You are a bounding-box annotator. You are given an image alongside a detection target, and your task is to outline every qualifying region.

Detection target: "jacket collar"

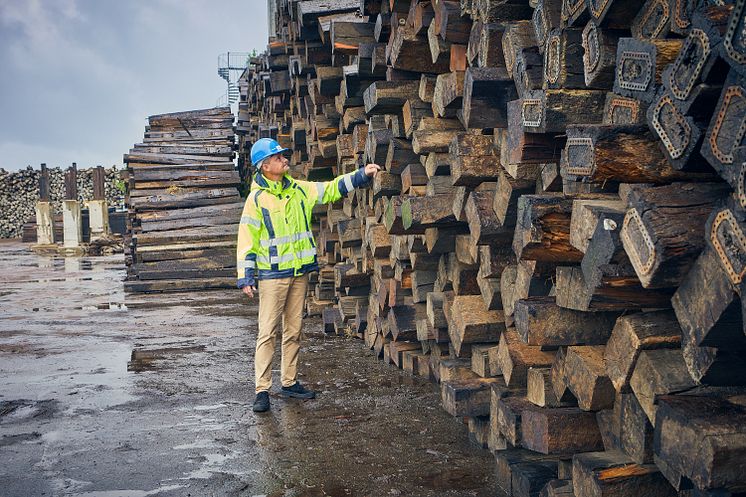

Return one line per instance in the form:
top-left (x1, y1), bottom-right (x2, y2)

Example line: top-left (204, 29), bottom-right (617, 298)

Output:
top-left (252, 171), bottom-right (294, 196)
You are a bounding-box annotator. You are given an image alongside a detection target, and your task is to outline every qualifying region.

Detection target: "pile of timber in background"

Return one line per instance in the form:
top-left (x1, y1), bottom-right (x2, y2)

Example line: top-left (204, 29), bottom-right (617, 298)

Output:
top-left (123, 107), bottom-right (242, 293)
top-left (244, 0), bottom-right (746, 495)
top-left (0, 166), bottom-right (124, 240)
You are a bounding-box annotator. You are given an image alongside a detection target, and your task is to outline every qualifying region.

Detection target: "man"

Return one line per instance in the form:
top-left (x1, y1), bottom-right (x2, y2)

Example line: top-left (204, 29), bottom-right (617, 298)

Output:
top-left (237, 138), bottom-right (380, 413)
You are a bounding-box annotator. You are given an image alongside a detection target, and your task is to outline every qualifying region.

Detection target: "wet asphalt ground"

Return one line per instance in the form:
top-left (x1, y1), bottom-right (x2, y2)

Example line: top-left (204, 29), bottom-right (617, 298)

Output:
top-left (0, 240), bottom-right (498, 496)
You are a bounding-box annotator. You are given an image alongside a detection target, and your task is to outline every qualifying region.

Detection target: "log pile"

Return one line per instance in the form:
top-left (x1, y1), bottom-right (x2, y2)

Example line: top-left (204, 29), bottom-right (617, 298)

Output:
top-left (122, 107), bottom-right (242, 293)
top-left (0, 166), bottom-right (123, 239)
top-left (244, 0), bottom-right (746, 495)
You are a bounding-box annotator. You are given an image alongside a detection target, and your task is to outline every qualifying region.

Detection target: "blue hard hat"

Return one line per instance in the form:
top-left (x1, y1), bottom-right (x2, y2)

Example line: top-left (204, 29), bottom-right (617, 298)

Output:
top-left (250, 138), bottom-right (289, 167)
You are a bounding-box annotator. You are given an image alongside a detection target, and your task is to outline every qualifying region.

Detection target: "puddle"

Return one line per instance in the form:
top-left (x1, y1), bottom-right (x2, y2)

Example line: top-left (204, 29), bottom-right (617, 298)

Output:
top-left (127, 345), bottom-right (207, 372)
top-left (80, 303), bottom-right (128, 311)
top-left (68, 484), bottom-right (186, 497)
top-left (0, 431), bottom-right (42, 447)
top-left (0, 399), bottom-right (58, 424)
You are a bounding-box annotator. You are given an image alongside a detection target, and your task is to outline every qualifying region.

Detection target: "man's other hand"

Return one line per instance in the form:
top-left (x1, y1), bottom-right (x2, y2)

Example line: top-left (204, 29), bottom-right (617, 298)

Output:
top-left (242, 285), bottom-right (257, 299)
top-left (364, 163), bottom-right (381, 177)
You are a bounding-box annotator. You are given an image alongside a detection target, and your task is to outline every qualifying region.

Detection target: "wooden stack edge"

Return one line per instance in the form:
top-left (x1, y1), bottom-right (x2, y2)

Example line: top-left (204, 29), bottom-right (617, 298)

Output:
top-left (123, 107), bottom-right (242, 293)
top-left (245, 1), bottom-right (746, 496)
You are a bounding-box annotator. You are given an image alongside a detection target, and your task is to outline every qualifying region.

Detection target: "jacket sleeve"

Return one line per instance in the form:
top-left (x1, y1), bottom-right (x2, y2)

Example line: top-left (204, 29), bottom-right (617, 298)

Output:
top-left (299, 167), bottom-right (372, 206)
top-left (236, 193), bottom-right (262, 289)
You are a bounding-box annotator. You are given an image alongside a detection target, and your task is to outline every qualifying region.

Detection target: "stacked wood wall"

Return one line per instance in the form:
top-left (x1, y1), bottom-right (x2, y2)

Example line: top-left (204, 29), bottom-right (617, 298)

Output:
top-left (245, 1), bottom-right (746, 495)
top-left (123, 107), bottom-right (242, 293)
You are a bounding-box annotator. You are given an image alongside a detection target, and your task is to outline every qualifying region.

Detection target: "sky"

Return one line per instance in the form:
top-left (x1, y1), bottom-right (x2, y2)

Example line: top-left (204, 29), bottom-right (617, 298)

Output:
top-left (0, 0), bottom-right (268, 171)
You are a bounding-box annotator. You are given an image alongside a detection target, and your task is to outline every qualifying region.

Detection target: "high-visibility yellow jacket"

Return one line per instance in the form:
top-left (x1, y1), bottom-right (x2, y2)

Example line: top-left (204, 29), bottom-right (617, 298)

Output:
top-left (236, 168), bottom-right (371, 288)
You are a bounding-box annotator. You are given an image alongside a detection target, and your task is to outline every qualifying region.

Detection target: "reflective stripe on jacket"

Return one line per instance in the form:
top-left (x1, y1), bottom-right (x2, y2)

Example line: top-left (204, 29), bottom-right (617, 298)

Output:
top-left (236, 167), bottom-right (371, 288)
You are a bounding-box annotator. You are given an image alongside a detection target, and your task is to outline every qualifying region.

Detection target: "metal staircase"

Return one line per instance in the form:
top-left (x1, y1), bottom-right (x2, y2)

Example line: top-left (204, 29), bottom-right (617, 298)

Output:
top-left (217, 52), bottom-right (250, 106)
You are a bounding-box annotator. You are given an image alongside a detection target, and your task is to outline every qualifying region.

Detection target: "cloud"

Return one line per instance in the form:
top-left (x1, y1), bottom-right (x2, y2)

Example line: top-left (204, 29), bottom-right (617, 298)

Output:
top-left (0, 0), bottom-right (266, 172)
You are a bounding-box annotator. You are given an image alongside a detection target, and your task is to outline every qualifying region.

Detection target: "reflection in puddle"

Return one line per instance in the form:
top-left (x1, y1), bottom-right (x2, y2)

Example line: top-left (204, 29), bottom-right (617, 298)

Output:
top-left (127, 345), bottom-right (206, 372)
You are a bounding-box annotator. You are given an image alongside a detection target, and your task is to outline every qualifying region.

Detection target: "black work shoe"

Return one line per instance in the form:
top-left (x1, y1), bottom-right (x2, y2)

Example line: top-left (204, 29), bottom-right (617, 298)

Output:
top-left (253, 391), bottom-right (270, 412)
top-left (279, 382), bottom-right (316, 399)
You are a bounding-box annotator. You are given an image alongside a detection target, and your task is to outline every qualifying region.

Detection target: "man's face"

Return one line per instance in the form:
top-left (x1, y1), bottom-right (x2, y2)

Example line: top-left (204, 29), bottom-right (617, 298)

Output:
top-left (262, 152), bottom-right (289, 176)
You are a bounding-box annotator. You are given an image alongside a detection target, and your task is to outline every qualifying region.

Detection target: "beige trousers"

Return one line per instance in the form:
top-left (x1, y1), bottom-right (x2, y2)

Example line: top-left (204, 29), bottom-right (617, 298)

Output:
top-left (255, 274), bottom-right (308, 393)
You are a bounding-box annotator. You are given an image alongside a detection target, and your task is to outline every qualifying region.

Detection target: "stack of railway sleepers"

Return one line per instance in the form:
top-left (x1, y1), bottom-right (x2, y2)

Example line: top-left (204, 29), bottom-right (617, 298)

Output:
top-left (123, 107), bottom-right (242, 293)
top-left (244, 0), bottom-right (746, 495)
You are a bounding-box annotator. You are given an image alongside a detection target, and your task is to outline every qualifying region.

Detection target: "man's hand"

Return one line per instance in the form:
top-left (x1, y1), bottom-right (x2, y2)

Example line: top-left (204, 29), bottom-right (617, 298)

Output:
top-left (364, 163), bottom-right (381, 177)
top-left (242, 285), bottom-right (257, 299)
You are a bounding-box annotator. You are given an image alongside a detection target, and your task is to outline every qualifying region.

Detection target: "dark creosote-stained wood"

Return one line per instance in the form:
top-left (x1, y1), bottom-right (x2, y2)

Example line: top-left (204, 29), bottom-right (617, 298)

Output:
top-left (602, 93), bottom-right (648, 125)
top-left (582, 21), bottom-right (625, 90)
top-left (543, 27), bottom-right (586, 90)
top-left (572, 451), bottom-right (677, 497)
top-left (613, 38), bottom-right (684, 104)
top-left (521, 90), bottom-right (607, 133)
top-left (654, 394), bottom-right (746, 493)
top-left (562, 124), bottom-right (716, 183)
top-left (701, 71), bottom-right (746, 186)
top-left (604, 311), bottom-right (682, 392)
top-left (514, 296), bottom-right (620, 347)
top-left (461, 67), bottom-right (517, 129)
top-left (619, 182), bottom-right (731, 289)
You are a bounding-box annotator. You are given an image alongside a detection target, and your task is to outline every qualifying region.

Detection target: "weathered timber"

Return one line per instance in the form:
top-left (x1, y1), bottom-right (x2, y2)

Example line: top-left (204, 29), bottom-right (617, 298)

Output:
top-left (521, 90), bottom-right (607, 133)
top-left (630, 0), bottom-right (672, 39)
top-left (569, 197), bottom-right (625, 253)
top-left (514, 46), bottom-right (544, 98)
top-left (647, 88), bottom-right (710, 171)
top-left (466, 190), bottom-right (511, 248)
top-left (479, 22), bottom-right (506, 68)
top-left (572, 451), bottom-right (676, 497)
top-left (527, 367), bottom-right (573, 408)
top-left (400, 163), bottom-right (428, 194)
top-left (543, 28), bottom-right (586, 90)
top-left (522, 404), bottom-right (605, 454)
top-left (604, 311), bottom-right (682, 393)
top-left (390, 25), bottom-right (452, 73)
top-left (461, 67), bottom-right (517, 129)
top-left (602, 93), bottom-right (648, 125)
top-left (514, 296), bottom-right (620, 347)
top-left (385, 137), bottom-right (418, 174)
top-left (497, 395), bottom-right (536, 446)
top-left (402, 98), bottom-right (433, 138)
top-left (449, 133), bottom-right (500, 186)
top-left (331, 21), bottom-right (375, 55)
top-left (441, 377), bottom-right (501, 416)
top-left (533, 0), bottom-right (563, 53)
top-left (620, 182), bottom-right (731, 288)
top-left (582, 22), bottom-right (625, 90)
top-left (503, 21), bottom-right (538, 78)
top-left (562, 0), bottom-right (591, 27)
top-left (672, 241), bottom-right (743, 352)
top-left (426, 291), bottom-right (449, 331)
top-left (448, 295), bottom-right (505, 356)
top-left (701, 71), bottom-right (746, 185)
top-left (363, 80), bottom-right (420, 115)
top-left (401, 194), bottom-right (459, 231)
top-left (613, 38), bottom-right (685, 103)
top-left (432, 71), bottom-right (465, 118)
top-left (506, 100), bottom-right (563, 171)
top-left (568, 241), bottom-right (675, 307)
top-left (654, 395), bottom-right (746, 493)
top-left (494, 448), bottom-right (558, 497)
top-left (564, 345), bottom-right (616, 411)
top-left (550, 347), bottom-right (578, 404)
top-left (497, 327), bottom-right (556, 388)
top-left (513, 194), bottom-right (587, 263)
top-left (472, 344), bottom-right (499, 377)
top-left (476, 0), bottom-right (533, 24)
top-left (629, 349), bottom-right (697, 425)
top-left (618, 391), bottom-right (655, 464)
top-left (562, 124), bottom-right (715, 183)
top-left (722, 0), bottom-right (746, 75)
